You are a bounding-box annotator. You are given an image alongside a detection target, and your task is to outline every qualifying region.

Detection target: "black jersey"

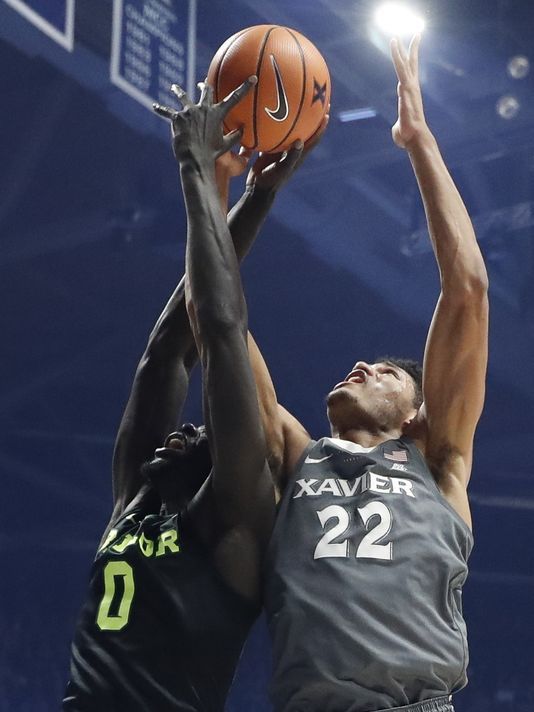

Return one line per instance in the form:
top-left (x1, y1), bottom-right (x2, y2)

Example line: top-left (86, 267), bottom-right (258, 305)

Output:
top-left (63, 501), bottom-right (257, 711)
top-left (264, 436), bottom-right (473, 712)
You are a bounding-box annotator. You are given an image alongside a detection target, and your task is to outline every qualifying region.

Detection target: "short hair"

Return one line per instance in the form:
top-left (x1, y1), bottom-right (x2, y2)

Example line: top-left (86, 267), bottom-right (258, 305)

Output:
top-left (376, 356), bottom-right (423, 409)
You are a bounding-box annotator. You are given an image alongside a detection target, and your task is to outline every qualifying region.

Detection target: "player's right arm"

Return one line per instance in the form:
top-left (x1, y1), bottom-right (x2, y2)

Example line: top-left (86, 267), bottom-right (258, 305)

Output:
top-left (390, 37), bottom-right (488, 527)
top-left (172, 78), bottom-right (278, 601)
top-left (233, 120), bottom-right (329, 493)
top-left (247, 332), bottom-right (311, 496)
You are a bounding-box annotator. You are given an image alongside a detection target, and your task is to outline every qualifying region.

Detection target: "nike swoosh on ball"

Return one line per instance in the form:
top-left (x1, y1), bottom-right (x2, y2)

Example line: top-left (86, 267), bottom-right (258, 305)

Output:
top-left (265, 55), bottom-right (289, 122)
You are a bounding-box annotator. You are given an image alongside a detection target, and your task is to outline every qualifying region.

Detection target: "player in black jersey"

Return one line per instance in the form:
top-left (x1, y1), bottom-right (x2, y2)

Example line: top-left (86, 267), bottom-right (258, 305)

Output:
top-left (247, 36), bottom-right (489, 712)
top-left (63, 77), bottom-right (323, 711)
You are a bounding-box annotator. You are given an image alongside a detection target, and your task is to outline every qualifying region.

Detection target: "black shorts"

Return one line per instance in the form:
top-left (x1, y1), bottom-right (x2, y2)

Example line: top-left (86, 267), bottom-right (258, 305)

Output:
top-left (381, 696), bottom-right (454, 712)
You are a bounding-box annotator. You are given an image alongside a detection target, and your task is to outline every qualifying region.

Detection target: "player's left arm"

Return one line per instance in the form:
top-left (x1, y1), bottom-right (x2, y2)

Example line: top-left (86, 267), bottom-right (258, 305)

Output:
top-left (172, 77), bottom-right (276, 601)
top-left (391, 37), bottom-right (489, 520)
top-left (110, 127), bottom-right (253, 520)
top-left (110, 276), bottom-right (196, 518)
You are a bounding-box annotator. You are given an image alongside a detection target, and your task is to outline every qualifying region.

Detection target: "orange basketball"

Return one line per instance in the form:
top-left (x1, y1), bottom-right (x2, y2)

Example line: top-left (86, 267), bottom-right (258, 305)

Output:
top-left (207, 25), bottom-right (331, 153)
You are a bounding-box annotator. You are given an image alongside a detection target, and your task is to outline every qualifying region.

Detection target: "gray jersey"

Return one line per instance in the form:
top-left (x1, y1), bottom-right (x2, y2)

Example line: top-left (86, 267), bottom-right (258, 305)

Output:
top-left (264, 436), bottom-right (473, 712)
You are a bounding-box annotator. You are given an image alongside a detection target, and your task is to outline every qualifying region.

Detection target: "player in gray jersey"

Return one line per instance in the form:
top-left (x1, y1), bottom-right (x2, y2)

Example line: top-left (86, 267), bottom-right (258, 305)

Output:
top-left (247, 35), bottom-right (489, 712)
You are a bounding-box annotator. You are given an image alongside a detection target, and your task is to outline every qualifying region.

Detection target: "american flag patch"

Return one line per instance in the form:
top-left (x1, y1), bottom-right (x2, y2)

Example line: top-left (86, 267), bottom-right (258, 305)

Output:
top-left (384, 449), bottom-right (408, 462)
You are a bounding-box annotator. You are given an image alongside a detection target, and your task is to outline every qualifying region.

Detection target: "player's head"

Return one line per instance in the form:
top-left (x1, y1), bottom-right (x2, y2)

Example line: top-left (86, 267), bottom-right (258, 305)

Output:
top-left (326, 357), bottom-right (423, 436)
top-left (141, 423), bottom-right (211, 508)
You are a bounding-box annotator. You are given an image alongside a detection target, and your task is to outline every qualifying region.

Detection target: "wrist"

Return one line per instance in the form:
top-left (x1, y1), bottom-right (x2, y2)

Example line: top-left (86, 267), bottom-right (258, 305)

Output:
top-left (245, 182), bottom-right (278, 203)
top-left (179, 153), bottom-right (216, 180)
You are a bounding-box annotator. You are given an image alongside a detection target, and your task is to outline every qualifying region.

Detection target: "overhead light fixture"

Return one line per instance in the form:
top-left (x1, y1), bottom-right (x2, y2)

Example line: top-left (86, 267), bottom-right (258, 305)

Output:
top-left (496, 95), bottom-right (520, 120)
top-left (374, 2), bottom-right (425, 37)
top-left (507, 55), bottom-right (530, 80)
top-left (338, 108), bottom-right (378, 122)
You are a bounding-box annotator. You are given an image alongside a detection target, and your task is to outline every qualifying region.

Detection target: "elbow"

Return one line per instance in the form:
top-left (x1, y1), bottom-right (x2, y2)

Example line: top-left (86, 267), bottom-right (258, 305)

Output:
top-left (194, 300), bottom-right (248, 342)
top-left (141, 324), bottom-right (192, 370)
top-left (440, 273), bottom-right (489, 321)
top-left (470, 257), bottom-right (489, 294)
top-left (463, 268), bottom-right (489, 299)
top-left (443, 263), bottom-right (489, 303)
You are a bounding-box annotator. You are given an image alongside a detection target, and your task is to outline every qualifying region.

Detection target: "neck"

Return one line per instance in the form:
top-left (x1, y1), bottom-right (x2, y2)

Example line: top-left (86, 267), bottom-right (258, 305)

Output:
top-left (331, 425), bottom-right (404, 448)
top-left (160, 494), bottom-right (189, 515)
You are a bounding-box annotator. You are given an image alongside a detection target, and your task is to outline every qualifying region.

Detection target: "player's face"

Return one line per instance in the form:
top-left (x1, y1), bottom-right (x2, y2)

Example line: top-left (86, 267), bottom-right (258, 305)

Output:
top-left (142, 424), bottom-right (211, 501)
top-left (158, 424), bottom-right (207, 460)
top-left (326, 361), bottom-right (417, 432)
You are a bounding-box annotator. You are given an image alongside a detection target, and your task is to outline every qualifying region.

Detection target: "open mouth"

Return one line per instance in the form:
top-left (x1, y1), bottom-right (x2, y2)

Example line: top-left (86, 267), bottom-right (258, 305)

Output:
top-left (154, 446), bottom-right (184, 461)
top-left (333, 370), bottom-right (367, 390)
top-left (349, 374), bottom-right (365, 384)
top-left (163, 431), bottom-right (188, 449)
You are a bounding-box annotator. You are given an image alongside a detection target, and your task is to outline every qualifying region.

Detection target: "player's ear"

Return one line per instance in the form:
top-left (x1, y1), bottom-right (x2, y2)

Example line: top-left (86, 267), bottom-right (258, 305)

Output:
top-left (402, 407), bottom-right (424, 436)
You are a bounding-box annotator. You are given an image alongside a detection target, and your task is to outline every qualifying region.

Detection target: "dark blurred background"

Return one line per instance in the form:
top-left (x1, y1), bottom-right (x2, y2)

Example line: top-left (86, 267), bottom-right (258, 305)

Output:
top-left (0, 0), bottom-right (533, 710)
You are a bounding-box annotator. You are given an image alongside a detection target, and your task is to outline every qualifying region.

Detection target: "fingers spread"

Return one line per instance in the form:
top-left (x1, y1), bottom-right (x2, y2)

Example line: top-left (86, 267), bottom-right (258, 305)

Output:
top-left (409, 33), bottom-right (421, 73)
top-left (171, 83), bottom-right (194, 108)
top-left (219, 75), bottom-right (257, 116)
top-left (391, 34), bottom-right (421, 81)
top-left (221, 128), bottom-right (243, 154)
top-left (390, 37), bottom-right (407, 81)
top-left (396, 36), bottom-right (409, 62)
top-left (152, 103), bottom-right (179, 121)
top-left (198, 79), bottom-right (214, 106)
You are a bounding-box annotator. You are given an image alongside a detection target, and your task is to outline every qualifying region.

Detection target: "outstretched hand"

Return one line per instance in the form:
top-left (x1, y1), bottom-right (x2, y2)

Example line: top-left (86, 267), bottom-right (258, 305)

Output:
top-left (153, 77), bottom-right (257, 168)
top-left (390, 35), bottom-right (428, 150)
top-left (246, 112), bottom-right (329, 193)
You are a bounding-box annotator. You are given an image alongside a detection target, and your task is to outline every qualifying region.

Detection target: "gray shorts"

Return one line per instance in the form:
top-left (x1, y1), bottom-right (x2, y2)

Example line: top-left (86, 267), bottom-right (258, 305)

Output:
top-left (382, 696), bottom-right (454, 712)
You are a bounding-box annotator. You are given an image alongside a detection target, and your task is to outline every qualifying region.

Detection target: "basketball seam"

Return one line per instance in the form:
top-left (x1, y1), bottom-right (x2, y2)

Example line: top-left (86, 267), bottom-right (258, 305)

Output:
top-left (214, 28), bottom-right (250, 135)
top-left (253, 27), bottom-right (276, 151)
top-left (268, 27), bottom-right (306, 153)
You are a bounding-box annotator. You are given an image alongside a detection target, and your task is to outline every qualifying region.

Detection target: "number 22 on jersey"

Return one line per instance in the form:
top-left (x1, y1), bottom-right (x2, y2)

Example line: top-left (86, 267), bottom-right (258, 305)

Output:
top-left (314, 502), bottom-right (393, 561)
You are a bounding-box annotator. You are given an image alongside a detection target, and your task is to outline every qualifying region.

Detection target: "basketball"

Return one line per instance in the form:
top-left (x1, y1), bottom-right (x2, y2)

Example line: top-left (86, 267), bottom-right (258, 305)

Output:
top-left (207, 25), bottom-right (331, 153)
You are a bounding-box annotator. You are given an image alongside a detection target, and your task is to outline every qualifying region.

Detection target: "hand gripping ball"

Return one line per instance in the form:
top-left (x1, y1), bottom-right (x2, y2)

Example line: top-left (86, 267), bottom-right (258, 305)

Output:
top-left (207, 25), bottom-right (331, 153)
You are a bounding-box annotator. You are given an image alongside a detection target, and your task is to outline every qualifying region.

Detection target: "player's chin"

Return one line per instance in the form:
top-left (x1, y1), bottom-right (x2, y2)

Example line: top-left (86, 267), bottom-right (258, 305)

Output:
top-left (140, 456), bottom-right (178, 483)
top-left (325, 384), bottom-right (351, 406)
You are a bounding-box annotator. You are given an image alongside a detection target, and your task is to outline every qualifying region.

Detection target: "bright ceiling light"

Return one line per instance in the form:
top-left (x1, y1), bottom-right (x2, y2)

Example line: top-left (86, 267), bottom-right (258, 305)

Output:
top-left (374, 3), bottom-right (425, 37)
top-left (507, 55), bottom-right (530, 80)
top-left (496, 95), bottom-right (520, 120)
top-left (338, 107), bottom-right (377, 122)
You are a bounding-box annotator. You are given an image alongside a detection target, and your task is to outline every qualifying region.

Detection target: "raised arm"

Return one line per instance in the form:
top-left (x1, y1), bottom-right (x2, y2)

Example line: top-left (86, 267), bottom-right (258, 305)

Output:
top-left (110, 143), bottom-right (249, 517)
top-left (391, 37), bottom-right (488, 522)
top-left (111, 99), bottom-right (322, 519)
top-left (232, 120), bottom-right (330, 493)
top-left (111, 148), bottom-right (257, 520)
top-left (111, 276), bottom-right (197, 518)
top-left (171, 78), bottom-right (276, 599)
top-left (246, 332), bottom-right (311, 496)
